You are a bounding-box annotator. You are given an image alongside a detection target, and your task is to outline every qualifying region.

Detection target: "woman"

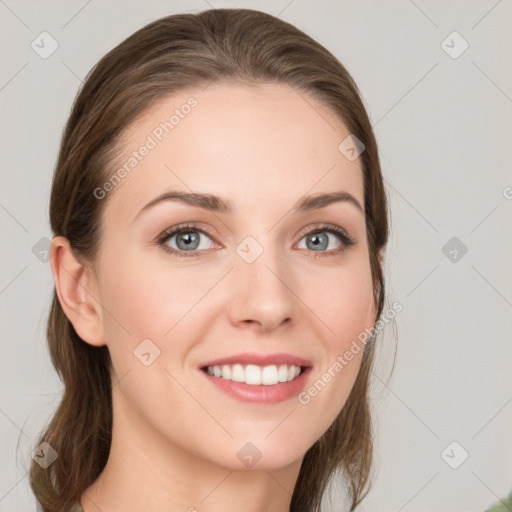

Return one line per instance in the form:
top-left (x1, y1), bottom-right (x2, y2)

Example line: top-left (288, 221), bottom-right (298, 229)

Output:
top-left (30, 8), bottom-right (389, 512)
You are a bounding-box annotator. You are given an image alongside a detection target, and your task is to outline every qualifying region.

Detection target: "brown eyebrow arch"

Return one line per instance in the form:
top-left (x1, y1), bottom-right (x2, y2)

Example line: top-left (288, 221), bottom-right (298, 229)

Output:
top-left (294, 191), bottom-right (363, 213)
top-left (134, 190), bottom-right (363, 221)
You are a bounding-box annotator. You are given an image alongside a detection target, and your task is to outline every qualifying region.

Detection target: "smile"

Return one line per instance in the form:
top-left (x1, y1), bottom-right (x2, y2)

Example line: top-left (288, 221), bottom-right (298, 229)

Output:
top-left (203, 363), bottom-right (303, 386)
top-left (198, 352), bottom-right (312, 403)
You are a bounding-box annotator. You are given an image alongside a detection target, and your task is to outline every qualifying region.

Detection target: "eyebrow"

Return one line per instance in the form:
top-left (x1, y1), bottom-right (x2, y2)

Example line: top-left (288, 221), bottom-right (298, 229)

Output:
top-left (134, 189), bottom-right (364, 221)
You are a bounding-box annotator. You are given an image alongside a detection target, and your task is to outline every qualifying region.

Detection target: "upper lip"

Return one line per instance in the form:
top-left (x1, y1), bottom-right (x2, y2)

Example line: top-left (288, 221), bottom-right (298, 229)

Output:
top-left (199, 352), bottom-right (312, 369)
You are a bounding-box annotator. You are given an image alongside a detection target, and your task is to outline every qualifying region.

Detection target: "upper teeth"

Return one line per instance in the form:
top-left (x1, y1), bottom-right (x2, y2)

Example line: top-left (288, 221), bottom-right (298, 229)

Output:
top-left (205, 364), bottom-right (301, 386)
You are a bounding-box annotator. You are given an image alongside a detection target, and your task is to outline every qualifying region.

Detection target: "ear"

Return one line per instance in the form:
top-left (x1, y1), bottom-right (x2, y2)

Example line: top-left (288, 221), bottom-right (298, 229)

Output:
top-left (49, 236), bottom-right (106, 347)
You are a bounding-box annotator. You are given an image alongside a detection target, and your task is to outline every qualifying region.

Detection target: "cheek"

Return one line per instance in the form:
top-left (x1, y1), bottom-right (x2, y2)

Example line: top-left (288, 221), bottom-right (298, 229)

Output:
top-left (98, 250), bottom-right (208, 341)
top-left (294, 258), bottom-right (374, 415)
top-left (304, 257), bottom-right (375, 346)
top-left (95, 251), bottom-right (215, 406)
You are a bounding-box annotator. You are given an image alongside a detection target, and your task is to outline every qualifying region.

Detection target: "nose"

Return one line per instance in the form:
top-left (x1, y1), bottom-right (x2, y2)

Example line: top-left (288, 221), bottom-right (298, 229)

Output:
top-left (227, 243), bottom-right (298, 334)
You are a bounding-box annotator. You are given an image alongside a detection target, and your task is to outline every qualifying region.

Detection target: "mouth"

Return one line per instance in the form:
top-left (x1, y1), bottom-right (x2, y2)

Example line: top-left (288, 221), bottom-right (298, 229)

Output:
top-left (198, 352), bottom-right (312, 403)
top-left (201, 363), bottom-right (306, 386)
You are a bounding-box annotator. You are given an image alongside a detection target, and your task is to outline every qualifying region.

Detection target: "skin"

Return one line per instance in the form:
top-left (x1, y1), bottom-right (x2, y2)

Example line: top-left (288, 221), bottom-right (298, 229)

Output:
top-left (50, 82), bottom-right (378, 512)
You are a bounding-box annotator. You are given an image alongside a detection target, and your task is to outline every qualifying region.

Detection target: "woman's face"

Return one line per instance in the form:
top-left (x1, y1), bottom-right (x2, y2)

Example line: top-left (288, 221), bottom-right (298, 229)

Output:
top-left (90, 82), bottom-right (376, 470)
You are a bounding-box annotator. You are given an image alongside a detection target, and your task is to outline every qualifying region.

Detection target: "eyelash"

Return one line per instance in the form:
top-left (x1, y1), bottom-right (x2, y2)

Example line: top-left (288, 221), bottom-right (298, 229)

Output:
top-left (156, 222), bottom-right (356, 258)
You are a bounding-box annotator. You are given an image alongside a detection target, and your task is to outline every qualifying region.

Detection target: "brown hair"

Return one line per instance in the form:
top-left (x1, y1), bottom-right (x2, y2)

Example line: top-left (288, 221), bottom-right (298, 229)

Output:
top-left (29, 8), bottom-right (389, 512)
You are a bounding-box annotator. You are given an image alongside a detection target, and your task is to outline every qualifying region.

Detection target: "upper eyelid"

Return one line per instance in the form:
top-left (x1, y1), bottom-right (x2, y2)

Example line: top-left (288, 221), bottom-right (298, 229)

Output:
top-left (157, 223), bottom-right (216, 242)
top-left (297, 223), bottom-right (350, 238)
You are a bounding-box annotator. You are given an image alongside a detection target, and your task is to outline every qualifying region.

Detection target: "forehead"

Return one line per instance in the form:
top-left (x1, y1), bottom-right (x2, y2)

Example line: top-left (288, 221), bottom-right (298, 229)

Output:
top-left (102, 82), bottom-right (364, 223)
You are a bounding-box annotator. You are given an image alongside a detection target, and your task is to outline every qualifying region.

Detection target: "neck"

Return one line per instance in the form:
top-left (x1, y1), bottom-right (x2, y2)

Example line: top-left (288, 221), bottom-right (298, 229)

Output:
top-left (80, 389), bottom-right (302, 512)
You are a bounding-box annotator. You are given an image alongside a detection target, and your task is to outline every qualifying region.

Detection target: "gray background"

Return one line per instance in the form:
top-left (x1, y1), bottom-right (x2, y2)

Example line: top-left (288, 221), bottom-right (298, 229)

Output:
top-left (1, 1), bottom-right (511, 511)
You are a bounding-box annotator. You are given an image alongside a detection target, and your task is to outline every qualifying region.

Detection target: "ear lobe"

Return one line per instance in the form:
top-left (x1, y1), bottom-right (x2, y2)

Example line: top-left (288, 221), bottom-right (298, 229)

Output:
top-left (49, 236), bottom-right (106, 347)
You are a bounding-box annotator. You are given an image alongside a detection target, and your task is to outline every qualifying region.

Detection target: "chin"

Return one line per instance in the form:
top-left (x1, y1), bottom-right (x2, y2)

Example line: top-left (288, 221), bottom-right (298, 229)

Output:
top-left (219, 435), bottom-right (313, 472)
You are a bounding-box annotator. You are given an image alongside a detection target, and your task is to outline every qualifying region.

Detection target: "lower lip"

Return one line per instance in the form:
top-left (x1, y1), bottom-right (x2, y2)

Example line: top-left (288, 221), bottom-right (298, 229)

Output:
top-left (201, 367), bottom-right (312, 404)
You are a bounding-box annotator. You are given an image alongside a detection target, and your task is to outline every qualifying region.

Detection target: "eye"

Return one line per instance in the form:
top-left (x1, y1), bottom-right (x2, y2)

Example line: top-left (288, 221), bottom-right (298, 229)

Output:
top-left (156, 222), bottom-right (355, 258)
top-left (157, 223), bottom-right (218, 258)
top-left (296, 224), bottom-right (356, 255)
